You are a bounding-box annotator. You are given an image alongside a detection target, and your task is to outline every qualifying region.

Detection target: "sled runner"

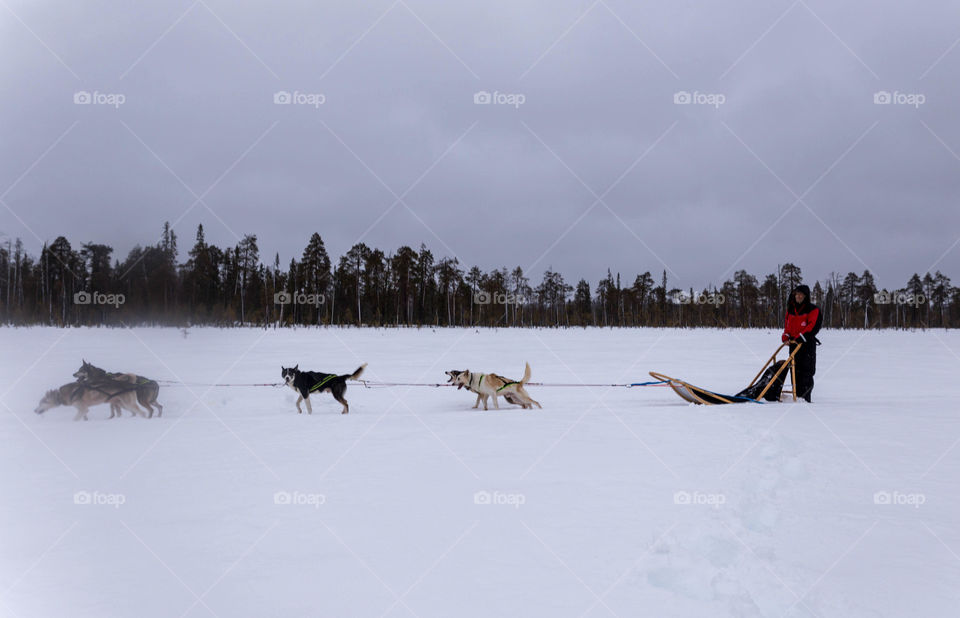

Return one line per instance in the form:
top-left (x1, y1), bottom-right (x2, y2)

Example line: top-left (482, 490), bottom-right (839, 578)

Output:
top-left (651, 342), bottom-right (802, 405)
top-left (647, 372), bottom-right (743, 404)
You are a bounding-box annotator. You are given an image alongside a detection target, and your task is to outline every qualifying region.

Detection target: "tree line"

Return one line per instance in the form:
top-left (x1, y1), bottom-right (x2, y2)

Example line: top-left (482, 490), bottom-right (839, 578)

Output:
top-left (0, 223), bottom-right (955, 329)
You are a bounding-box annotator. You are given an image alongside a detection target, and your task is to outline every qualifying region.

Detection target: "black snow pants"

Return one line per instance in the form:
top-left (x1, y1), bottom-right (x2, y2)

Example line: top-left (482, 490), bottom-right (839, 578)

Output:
top-left (790, 341), bottom-right (816, 402)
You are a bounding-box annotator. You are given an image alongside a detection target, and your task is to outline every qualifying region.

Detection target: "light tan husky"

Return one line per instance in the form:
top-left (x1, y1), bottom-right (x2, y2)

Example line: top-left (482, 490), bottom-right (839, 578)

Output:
top-left (34, 381), bottom-right (147, 421)
top-left (451, 363), bottom-right (542, 410)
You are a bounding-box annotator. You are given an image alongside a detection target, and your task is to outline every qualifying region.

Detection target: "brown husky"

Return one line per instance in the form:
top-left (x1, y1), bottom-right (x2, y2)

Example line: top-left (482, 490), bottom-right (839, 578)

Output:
top-left (74, 360), bottom-right (163, 419)
top-left (34, 381), bottom-right (147, 421)
top-left (450, 363), bottom-right (541, 410)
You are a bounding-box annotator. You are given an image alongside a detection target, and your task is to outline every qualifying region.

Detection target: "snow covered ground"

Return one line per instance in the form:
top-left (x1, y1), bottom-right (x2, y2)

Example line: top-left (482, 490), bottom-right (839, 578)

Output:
top-left (2, 326), bottom-right (959, 617)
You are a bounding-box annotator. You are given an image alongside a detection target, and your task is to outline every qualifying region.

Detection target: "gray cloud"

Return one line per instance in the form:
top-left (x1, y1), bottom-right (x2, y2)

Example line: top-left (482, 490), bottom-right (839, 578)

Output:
top-left (2, 0), bottom-right (959, 290)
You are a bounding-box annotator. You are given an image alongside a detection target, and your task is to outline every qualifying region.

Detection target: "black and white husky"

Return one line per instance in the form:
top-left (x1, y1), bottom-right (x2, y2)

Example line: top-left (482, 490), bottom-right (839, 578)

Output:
top-left (281, 364), bottom-right (367, 414)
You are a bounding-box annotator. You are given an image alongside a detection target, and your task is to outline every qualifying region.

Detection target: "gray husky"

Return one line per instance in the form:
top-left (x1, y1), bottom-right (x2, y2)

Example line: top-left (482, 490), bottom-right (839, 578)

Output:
top-left (74, 360), bottom-right (163, 419)
top-left (35, 381), bottom-right (147, 421)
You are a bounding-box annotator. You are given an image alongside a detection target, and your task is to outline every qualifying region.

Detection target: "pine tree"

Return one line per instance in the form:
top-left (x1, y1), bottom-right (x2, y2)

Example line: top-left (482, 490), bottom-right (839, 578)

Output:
top-left (300, 233), bottom-right (332, 324)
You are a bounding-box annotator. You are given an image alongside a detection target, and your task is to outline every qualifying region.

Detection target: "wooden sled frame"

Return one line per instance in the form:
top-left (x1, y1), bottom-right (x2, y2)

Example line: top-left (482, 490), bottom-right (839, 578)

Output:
top-left (651, 342), bottom-right (803, 405)
top-left (648, 371), bottom-right (737, 405)
top-left (744, 341), bottom-right (802, 402)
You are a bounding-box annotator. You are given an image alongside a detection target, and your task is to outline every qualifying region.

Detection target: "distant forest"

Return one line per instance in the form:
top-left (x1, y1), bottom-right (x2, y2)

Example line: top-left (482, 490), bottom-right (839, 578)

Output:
top-left (0, 223), bottom-right (954, 329)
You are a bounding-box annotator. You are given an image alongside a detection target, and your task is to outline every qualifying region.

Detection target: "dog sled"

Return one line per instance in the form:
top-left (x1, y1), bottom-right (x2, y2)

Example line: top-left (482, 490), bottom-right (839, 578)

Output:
top-left (650, 342), bottom-right (802, 405)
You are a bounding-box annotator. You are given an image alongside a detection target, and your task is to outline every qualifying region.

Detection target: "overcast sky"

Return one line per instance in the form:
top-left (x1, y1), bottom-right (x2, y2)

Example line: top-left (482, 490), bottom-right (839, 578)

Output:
top-left (1, 0), bottom-right (959, 290)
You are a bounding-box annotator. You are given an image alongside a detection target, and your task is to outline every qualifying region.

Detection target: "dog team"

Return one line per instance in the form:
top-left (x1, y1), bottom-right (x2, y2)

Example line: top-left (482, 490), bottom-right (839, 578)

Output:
top-left (34, 360), bottom-right (164, 421)
top-left (35, 360), bottom-right (541, 420)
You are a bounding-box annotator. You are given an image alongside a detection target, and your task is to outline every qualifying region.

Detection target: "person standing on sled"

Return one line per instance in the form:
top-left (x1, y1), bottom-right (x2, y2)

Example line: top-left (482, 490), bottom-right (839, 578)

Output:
top-left (782, 284), bottom-right (822, 402)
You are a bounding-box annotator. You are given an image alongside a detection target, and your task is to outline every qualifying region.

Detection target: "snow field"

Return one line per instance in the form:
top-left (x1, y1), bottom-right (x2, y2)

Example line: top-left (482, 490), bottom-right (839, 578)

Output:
top-left (2, 327), bottom-right (959, 617)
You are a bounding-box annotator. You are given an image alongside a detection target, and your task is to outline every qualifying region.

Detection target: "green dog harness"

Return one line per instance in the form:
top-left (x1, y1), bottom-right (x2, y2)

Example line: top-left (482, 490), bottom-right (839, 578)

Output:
top-left (310, 375), bottom-right (337, 392)
top-left (474, 372), bottom-right (516, 392)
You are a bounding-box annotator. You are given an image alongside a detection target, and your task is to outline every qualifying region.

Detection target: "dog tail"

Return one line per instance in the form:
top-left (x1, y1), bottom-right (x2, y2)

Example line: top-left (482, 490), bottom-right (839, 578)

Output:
top-left (344, 363), bottom-right (367, 381)
top-left (520, 362), bottom-right (532, 385)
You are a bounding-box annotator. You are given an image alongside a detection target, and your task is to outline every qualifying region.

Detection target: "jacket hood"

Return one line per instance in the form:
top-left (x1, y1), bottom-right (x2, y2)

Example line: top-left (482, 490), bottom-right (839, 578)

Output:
top-left (788, 284), bottom-right (813, 313)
